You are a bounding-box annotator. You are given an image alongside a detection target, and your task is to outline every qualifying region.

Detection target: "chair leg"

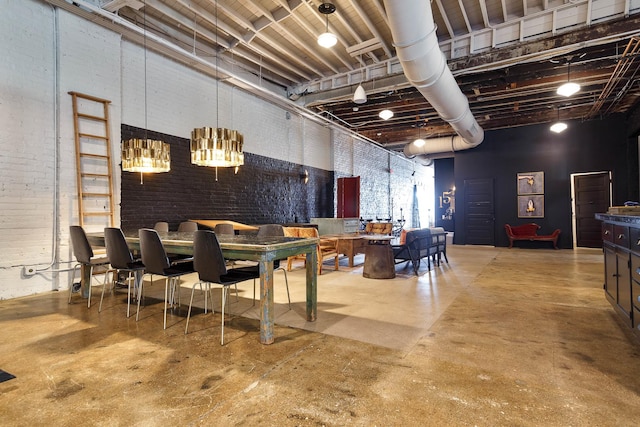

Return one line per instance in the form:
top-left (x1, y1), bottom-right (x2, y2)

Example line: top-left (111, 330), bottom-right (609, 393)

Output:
top-left (68, 264), bottom-right (80, 304)
top-left (87, 266), bottom-right (94, 309)
top-left (276, 267), bottom-right (291, 309)
top-left (221, 285), bottom-right (228, 345)
top-left (163, 277), bottom-right (171, 330)
top-left (185, 281), bottom-right (198, 334)
top-left (98, 268), bottom-right (116, 313)
top-left (136, 273), bottom-right (146, 321)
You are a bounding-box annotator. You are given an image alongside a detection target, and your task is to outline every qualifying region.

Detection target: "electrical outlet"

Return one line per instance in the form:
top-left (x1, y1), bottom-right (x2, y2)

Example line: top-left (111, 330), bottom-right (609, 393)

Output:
top-left (23, 266), bottom-right (37, 276)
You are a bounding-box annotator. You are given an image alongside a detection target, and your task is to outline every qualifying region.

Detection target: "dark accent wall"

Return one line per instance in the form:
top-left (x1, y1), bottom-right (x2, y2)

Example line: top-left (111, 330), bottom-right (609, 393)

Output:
top-left (120, 125), bottom-right (334, 232)
top-left (452, 114), bottom-right (635, 248)
top-left (434, 158), bottom-right (455, 231)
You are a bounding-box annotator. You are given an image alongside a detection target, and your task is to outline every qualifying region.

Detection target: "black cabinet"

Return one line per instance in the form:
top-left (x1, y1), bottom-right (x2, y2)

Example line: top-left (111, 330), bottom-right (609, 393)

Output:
top-left (599, 217), bottom-right (636, 332)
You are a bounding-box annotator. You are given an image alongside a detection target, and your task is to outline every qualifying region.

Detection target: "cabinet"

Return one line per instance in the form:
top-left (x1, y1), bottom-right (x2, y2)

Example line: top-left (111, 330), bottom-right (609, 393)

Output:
top-left (598, 217), bottom-right (635, 331)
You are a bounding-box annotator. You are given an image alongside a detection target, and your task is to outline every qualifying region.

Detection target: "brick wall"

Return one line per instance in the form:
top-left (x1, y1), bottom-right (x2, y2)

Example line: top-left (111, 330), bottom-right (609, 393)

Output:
top-left (120, 125), bottom-right (334, 232)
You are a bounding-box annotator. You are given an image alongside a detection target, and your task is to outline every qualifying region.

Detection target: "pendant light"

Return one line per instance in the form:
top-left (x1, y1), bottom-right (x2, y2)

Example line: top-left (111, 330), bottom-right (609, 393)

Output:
top-left (550, 107), bottom-right (567, 133)
top-left (121, 0), bottom-right (171, 183)
top-left (190, 0), bottom-right (244, 180)
top-left (379, 109), bottom-right (394, 120)
top-left (317, 3), bottom-right (337, 48)
top-left (353, 55), bottom-right (367, 104)
top-left (557, 62), bottom-right (580, 97)
top-left (413, 122), bottom-right (426, 147)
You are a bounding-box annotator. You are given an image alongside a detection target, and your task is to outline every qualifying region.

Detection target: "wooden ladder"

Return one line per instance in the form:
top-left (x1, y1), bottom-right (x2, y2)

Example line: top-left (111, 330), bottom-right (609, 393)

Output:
top-left (69, 91), bottom-right (115, 228)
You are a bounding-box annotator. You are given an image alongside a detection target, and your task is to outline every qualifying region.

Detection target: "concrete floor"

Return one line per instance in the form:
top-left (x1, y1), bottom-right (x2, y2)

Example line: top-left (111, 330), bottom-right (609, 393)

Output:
top-left (2, 245), bottom-right (640, 426)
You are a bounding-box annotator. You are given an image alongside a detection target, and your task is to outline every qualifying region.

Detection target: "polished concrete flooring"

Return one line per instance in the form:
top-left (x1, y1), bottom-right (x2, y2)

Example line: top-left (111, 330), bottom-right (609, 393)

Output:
top-left (2, 245), bottom-right (640, 426)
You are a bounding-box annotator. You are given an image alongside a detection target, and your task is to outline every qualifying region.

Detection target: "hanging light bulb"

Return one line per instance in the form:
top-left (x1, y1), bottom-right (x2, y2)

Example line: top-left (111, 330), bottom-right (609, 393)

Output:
top-left (413, 138), bottom-right (426, 147)
top-left (557, 62), bottom-right (580, 97)
top-left (550, 106), bottom-right (568, 133)
top-left (317, 3), bottom-right (337, 48)
top-left (379, 109), bottom-right (394, 120)
top-left (413, 121), bottom-right (426, 146)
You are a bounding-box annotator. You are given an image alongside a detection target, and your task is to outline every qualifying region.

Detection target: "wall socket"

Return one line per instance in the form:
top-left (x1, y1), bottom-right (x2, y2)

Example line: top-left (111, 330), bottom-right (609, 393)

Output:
top-left (23, 266), bottom-right (37, 276)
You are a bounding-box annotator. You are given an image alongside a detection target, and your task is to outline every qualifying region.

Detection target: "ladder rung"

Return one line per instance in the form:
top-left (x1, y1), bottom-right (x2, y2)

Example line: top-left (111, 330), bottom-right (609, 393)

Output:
top-left (80, 153), bottom-right (109, 160)
top-left (82, 192), bottom-right (112, 197)
top-left (77, 113), bottom-right (107, 122)
top-left (81, 173), bottom-right (110, 178)
top-left (83, 212), bottom-right (112, 217)
top-left (79, 132), bottom-right (108, 140)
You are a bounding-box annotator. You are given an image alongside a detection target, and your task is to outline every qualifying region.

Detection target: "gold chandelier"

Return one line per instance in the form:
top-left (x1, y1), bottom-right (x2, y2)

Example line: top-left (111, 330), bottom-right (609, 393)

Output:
top-left (121, 1), bottom-right (170, 179)
top-left (122, 138), bottom-right (171, 173)
top-left (190, 127), bottom-right (244, 168)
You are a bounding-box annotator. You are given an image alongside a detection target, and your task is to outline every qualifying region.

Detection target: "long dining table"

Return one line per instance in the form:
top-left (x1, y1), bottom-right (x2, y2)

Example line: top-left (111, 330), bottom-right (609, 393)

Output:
top-left (87, 231), bottom-right (319, 344)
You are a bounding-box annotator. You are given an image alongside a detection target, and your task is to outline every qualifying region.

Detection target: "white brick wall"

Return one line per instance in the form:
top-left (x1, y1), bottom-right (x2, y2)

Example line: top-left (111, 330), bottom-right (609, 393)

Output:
top-left (0, 0), bottom-right (429, 299)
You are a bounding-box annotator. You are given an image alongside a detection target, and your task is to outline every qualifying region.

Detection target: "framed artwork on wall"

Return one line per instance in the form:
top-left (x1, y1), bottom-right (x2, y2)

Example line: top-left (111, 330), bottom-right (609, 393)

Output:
top-left (518, 195), bottom-right (544, 218)
top-left (517, 171), bottom-right (544, 195)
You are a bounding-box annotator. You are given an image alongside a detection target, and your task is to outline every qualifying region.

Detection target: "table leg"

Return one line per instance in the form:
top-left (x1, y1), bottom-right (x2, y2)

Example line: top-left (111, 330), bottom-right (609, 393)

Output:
top-left (259, 260), bottom-right (275, 345)
top-left (306, 249), bottom-right (317, 322)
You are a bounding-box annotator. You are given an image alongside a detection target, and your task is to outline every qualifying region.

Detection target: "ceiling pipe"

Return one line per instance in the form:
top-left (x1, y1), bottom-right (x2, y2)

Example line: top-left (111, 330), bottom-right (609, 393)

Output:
top-left (383, 0), bottom-right (484, 158)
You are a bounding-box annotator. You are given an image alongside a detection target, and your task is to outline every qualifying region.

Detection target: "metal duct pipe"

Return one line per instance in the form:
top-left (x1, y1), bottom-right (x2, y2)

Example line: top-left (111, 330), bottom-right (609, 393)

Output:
top-left (383, 0), bottom-right (484, 157)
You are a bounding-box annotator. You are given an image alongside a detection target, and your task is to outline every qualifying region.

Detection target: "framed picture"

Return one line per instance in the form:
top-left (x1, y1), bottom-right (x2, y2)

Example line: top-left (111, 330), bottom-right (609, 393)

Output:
top-left (517, 171), bottom-right (544, 195)
top-left (518, 195), bottom-right (544, 218)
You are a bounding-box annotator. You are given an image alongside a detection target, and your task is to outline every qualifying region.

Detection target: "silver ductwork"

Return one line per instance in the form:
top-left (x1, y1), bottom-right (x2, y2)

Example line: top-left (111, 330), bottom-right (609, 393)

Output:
top-left (384, 0), bottom-right (484, 158)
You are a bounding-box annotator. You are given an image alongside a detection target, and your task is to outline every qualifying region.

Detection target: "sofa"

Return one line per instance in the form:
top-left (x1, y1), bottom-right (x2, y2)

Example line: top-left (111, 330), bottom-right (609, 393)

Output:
top-left (391, 227), bottom-right (448, 275)
top-left (504, 223), bottom-right (560, 249)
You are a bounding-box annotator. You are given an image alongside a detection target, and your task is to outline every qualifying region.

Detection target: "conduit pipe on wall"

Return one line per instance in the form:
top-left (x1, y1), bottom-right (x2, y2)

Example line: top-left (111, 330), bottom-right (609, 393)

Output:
top-left (383, 0), bottom-right (484, 158)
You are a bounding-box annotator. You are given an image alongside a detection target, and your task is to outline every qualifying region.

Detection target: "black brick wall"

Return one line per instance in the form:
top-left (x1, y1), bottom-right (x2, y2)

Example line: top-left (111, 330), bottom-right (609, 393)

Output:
top-left (120, 125), bottom-right (334, 232)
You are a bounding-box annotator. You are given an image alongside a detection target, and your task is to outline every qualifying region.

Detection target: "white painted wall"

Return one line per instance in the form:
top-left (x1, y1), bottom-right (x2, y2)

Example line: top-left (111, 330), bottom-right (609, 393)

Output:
top-left (0, 0), bottom-right (423, 300)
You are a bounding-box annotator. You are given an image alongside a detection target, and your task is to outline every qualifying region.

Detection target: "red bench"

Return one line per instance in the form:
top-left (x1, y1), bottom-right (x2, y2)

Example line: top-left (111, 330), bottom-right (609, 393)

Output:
top-left (504, 223), bottom-right (561, 249)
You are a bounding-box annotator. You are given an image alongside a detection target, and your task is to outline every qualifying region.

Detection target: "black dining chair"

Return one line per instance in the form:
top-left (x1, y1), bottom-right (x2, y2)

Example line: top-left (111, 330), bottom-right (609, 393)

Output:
top-left (185, 230), bottom-right (260, 344)
top-left (101, 227), bottom-right (146, 317)
top-left (213, 223), bottom-right (235, 235)
top-left (177, 221), bottom-right (198, 232)
top-left (138, 228), bottom-right (195, 329)
top-left (68, 226), bottom-right (113, 308)
top-left (153, 222), bottom-right (169, 232)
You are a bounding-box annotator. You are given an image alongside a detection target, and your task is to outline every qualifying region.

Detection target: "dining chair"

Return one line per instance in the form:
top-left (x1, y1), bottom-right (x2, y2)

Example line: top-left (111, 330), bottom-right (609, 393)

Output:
top-left (214, 223), bottom-right (234, 235)
top-left (101, 227), bottom-right (146, 317)
top-left (177, 221), bottom-right (198, 232)
top-left (153, 222), bottom-right (169, 232)
top-left (138, 228), bottom-right (195, 329)
top-left (185, 230), bottom-right (260, 344)
top-left (68, 225), bottom-right (113, 308)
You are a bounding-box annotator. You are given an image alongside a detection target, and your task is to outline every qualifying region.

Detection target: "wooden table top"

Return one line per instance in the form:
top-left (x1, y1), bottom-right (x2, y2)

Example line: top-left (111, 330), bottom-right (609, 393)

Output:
top-left (190, 219), bottom-right (259, 231)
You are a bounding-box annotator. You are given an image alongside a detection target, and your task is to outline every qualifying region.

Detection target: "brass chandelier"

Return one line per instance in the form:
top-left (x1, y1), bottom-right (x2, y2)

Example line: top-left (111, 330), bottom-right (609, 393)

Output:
top-left (122, 138), bottom-right (170, 172)
top-left (190, 127), bottom-right (244, 168)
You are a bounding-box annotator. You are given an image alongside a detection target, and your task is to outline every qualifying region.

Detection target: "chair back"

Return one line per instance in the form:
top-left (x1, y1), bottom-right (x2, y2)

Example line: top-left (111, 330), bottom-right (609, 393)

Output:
top-left (69, 226), bottom-right (94, 264)
top-left (214, 223), bottom-right (234, 235)
top-left (104, 227), bottom-right (134, 269)
top-left (257, 224), bottom-right (284, 237)
top-left (153, 222), bottom-right (169, 232)
top-left (178, 221), bottom-right (198, 232)
top-left (193, 230), bottom-right (228, 283)
top-left (139, 229), bottom-right (170, 275)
